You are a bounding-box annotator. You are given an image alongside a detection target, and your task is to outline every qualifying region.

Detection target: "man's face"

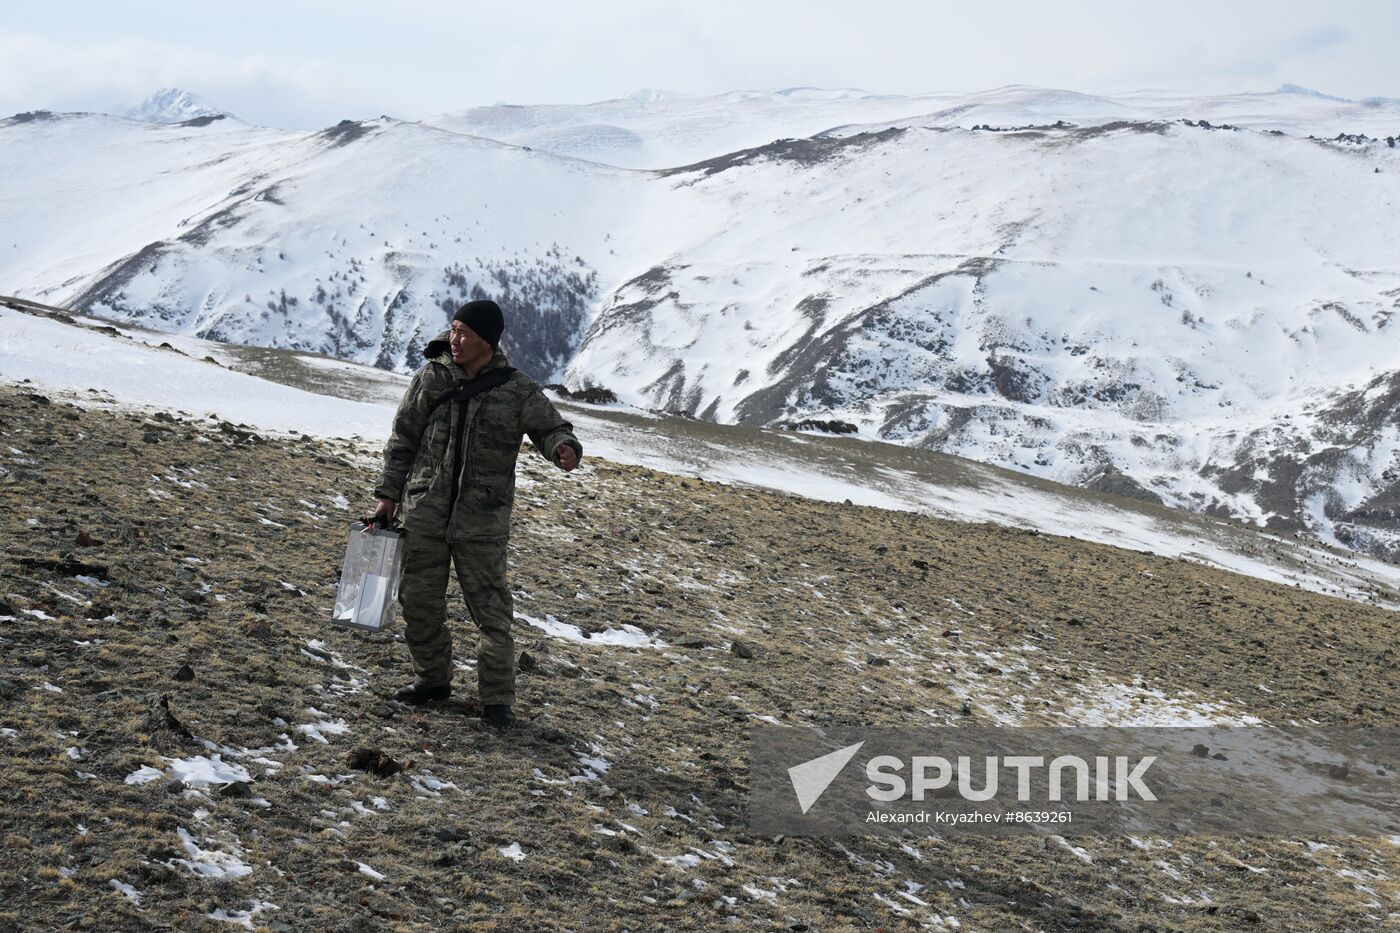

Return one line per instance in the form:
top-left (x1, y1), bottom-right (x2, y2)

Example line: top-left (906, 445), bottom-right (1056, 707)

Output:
top-left (449, 322), bottom-right (490, 363)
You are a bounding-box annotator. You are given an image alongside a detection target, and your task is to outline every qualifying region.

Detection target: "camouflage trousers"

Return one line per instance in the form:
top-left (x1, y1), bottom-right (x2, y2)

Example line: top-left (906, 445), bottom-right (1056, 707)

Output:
top-left (398, 533), bottom-right (515, 705)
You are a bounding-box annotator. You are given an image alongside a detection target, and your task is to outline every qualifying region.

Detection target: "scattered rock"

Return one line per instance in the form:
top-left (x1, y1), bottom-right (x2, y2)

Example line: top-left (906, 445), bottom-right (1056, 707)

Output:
top-left (244, 619), bottom-right (273, 640)
top-left (543, 384), bottom-right (618, 405)
top-left (217, 780), bottom-right (252, 799)
top-left (145, 694), bottom-right (194, 745)
top-left (780, 418), bottom-right (859, 435)
top-left (434, 827), bottom-right (470, 843)
top-left (346, 746), bottom-right (403, 777)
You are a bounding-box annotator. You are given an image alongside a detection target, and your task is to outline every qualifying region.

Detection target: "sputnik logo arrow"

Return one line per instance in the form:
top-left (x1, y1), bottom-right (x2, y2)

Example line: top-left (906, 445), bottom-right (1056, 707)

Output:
top-left (787, 741), bottom-right (865, 814)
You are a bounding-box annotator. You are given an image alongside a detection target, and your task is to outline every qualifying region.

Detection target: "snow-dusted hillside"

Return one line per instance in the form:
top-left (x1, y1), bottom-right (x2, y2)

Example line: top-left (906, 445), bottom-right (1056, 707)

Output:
top-left (2, 85), bottom-right (1398, 558)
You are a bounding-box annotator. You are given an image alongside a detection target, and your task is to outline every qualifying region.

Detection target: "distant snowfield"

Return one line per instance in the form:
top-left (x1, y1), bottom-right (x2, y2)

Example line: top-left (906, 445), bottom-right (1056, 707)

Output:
top-left (0, 308), bottom-right (388, 437)
top-left (4, 305), bottom-right (1397, 611)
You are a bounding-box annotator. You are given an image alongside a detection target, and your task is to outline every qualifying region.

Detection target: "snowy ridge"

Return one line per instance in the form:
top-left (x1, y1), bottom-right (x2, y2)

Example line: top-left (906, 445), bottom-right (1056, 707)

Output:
top-left (422, 83), bottom-right (1400, 169)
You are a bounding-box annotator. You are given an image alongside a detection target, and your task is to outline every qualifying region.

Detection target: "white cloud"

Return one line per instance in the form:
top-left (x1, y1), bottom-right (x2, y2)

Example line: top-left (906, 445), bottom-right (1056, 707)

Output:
top-left (0, 2), bottom-right (1396, 129)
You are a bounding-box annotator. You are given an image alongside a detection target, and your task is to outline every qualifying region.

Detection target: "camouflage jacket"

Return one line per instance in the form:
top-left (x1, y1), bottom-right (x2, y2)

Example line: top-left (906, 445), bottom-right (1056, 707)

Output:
top-left (373, 332), bottom-right (582, 541)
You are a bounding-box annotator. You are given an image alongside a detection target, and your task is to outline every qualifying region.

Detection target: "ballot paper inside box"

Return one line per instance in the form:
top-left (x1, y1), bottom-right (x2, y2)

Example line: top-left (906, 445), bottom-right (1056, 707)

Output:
top-left (332, 522), bottom-right (406, 631)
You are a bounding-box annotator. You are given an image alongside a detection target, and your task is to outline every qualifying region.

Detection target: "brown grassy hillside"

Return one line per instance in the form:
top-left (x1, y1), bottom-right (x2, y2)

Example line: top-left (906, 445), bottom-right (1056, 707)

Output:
top-left (0, 383), bottom-right (1396, 931)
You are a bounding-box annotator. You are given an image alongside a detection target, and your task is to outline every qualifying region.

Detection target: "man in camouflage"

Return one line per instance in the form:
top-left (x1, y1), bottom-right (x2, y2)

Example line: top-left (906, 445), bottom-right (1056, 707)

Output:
top-left (369, 299), bottom-right (582, 727)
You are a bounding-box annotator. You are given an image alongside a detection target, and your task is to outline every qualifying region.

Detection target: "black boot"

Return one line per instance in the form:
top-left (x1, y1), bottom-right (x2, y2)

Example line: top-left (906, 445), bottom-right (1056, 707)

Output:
top-left (393, 681), bottom-right (452, 705)
top-left (482, 703), bottom-right (515, 728)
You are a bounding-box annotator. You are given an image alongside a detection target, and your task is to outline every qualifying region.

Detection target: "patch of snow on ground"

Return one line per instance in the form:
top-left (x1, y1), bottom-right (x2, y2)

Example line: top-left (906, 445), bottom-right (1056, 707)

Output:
top-left (163, 754), bottom-right (252, 787)
top-left (207, 901), bottom-right (279, 928)
top-left (518, 611), bottom-right (668, 648)
top-left (108, 879), bottom-right (142, 906)
top-left (124, 765), bottom-right (165, 785)
top-left (1065, 681), bottom-right (1264, 726)
top-left (170, 827), bottom-right (254, 880)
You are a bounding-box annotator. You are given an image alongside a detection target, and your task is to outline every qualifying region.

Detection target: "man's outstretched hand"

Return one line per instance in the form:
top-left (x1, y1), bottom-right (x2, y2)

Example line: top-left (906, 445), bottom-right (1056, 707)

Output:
top-left (553, 443), bottom-right (579, 472)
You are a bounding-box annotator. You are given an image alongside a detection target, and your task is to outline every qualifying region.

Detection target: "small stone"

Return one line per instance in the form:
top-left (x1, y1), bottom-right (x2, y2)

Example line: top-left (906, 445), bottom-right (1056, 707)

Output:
top-left (173, 664), bottom-right (195, 682)
top-left (244, 620), bottom-right (273, 640)
top-left (346, 746), bottom-right (403, 777)
top-left (217, 781), bottom-right (251, 799)
top-left (434, 827), bottom-right (470, 843)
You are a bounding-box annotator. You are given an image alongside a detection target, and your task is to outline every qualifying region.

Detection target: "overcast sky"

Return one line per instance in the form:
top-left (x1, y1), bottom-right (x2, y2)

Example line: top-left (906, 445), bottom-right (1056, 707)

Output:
top-left (2, 1), bottom-right (1395, 129)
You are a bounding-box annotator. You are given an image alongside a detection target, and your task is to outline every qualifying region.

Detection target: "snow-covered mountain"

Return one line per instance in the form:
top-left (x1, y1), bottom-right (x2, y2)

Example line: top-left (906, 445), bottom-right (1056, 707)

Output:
top-left (0, 108), bottom-right (645, 378)
top-left (122, 88), bottom-right (234, 125)
top-left (421, 83), bottom-right (1400, 169)
top-left (1, 85), bottom-right (1398, 560)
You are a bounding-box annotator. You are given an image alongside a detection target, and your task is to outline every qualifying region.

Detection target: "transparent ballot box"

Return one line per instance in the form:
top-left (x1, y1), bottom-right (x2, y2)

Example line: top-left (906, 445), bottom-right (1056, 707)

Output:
top-left (332, 522), bottom-right (406, 631)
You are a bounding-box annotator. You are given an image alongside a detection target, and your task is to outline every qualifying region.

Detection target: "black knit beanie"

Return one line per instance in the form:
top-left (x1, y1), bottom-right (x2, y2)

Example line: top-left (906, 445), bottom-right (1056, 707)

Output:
top-left (453, 299), bottom-right (504, 349)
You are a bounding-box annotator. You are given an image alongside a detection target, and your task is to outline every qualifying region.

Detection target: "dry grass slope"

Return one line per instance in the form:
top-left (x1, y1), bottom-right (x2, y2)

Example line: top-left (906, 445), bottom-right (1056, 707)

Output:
top-left (0, 383), bottom-right (1396, 931)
